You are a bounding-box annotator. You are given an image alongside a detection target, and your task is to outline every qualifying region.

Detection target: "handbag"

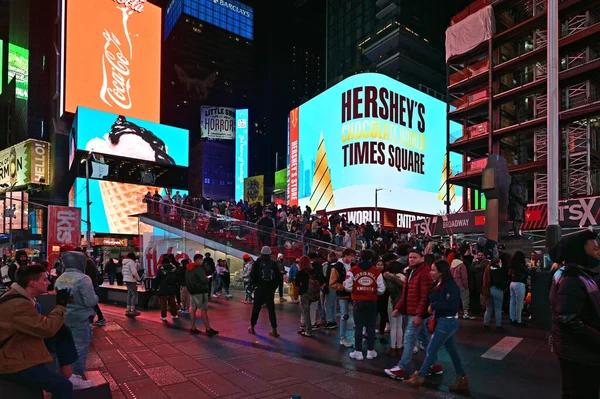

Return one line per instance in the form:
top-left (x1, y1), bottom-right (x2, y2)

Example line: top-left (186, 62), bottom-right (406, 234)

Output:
top-left (428, 314), bottom-right (437, 334)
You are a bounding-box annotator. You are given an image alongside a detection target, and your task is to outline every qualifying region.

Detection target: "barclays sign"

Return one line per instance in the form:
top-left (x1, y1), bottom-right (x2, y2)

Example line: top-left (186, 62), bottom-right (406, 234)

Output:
top-left (214, 0), bottom-right (251, 18)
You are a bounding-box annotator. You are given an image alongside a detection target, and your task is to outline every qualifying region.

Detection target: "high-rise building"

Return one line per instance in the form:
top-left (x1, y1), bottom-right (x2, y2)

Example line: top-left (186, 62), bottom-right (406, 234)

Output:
top-left (326, 0), bottom-right (466, 99)
top-left (163, 0), bottom-right (255, 198)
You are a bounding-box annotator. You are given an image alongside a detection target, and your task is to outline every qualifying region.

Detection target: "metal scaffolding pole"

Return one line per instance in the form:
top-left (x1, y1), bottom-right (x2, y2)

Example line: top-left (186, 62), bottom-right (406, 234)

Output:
top-left (546, 0), bottom-right (561, 248)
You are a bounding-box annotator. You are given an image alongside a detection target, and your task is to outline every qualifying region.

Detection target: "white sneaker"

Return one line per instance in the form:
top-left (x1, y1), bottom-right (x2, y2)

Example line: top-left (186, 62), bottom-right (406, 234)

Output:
top-left (413, 345), bottom-right (418, 354)
top-left (212, 294), bottom-right (218, 298)
top-left (69, 374), bottom-right (93, 390)
top-left (171, 315), bottom-right (179, 319)
top-left (349, 350), bottom-right (364, 360)
top-left (366, 350), bottom-right (377, 360)
top-left (160, 317), bottom-right (167, 321)
top-left (339, 338), bottom-right (353, 348)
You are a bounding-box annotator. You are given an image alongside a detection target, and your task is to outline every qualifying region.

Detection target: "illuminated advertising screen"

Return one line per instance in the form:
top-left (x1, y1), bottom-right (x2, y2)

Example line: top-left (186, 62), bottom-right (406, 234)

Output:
top-left (165, 0), bottom-right (254, 40)
top-left (200, 106), bottom-right (237, 140)
top-left (71, 107), bottom-right (189, 168)
top-left (235, 109), bottom-right (248, 201)
top-left (8, 43), bottom-right (29, 100)
top-left (288, 73), bottom-right (463, 226)
top-left (62, 0), bottom-right (161, 122)
top-left (71, 178), bottom-right (187, 235)
top-left (275, 168), bottom-right (287, 192)
top-left (0, 140), bottom-right (50, 191)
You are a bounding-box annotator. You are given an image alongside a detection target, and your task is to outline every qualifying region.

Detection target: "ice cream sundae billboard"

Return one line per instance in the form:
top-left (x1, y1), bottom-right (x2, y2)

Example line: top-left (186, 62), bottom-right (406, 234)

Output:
top-left (71, 107), bottom-right (189, 168)
top-left (70, 177), bottom-right (187, 235)
top-left (288, 73), bottom-right (463, 216)
top-left (62, 0), bottom-right (161, 122)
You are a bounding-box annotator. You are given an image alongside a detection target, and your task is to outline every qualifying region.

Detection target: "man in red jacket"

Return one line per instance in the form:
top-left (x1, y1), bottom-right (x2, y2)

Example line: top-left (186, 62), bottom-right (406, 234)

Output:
top-left (385, 250), bottom-right (443, 380)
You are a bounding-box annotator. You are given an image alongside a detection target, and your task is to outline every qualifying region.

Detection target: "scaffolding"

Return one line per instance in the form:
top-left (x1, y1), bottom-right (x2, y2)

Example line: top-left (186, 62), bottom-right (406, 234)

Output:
top-left (534, 127), bottom-right (547, 203)
top-left (566, 118), bottom-right (600, 197)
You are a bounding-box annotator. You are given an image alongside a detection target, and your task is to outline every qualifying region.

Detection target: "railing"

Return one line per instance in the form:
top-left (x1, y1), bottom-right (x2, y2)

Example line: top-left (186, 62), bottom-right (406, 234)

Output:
top-left (450, 88), bottom-right (489, 110)
top-left (449, 59), bottom-right (490, 86)
top-left (139, 198), bottom-right (346, 262)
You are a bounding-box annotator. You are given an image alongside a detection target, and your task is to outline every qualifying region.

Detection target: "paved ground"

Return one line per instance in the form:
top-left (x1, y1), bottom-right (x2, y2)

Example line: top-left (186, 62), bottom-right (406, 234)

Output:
top-left (93, 293), bottom-right (560, 399)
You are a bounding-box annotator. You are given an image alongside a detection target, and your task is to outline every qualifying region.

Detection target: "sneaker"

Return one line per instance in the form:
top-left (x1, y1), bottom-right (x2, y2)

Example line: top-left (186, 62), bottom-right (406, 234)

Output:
top-left (212, 294), bottom-right (218, 298)
top-left (160, 317), bottom-right (167, 321)
top-left (241, 299), bottom-right (248, 304)
top-left (206, 329), bottom-right (219, 337)
top-left (325, 322), bottom-right (337, 330)
top-left (428, 364), bottom-right (443, 376)
top-left (311, 323), bottom-right (321, 330)
top-left (301, 331), bottom-right (313, 337)
top-left (340, 338), bottom-right (353, 348)
top-left (171, 315), bottom-right (179, 320)
top-left (349, 350), bottom-right (364, 360)
top-left (179, 308), bottom-right (189, 314)
top-left (248, 326), bottom-right (255, 335)
top-left (412, 346), bottom-right (419, 354)
top-left (366, 350), bottom-right (377, 360)
top-left (130, 310), bottom-right (140, 316)
top-left (226, 294), bottom-right (233, 298)
top-left (463, 313), bottom-right (475, 320)
top-left (92, 318), bottom-right (106, 327)
top-left (384, 366), bottom-right (406, 380)
top-left (69, 374), bottom-right (93, 390)
top-left (190, 328), bottom-right (202, 335)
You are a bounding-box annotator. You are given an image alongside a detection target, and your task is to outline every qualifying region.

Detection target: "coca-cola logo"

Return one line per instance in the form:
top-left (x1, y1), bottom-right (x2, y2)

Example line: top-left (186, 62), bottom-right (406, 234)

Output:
top-left (113, 0), bottom-right (146, 13)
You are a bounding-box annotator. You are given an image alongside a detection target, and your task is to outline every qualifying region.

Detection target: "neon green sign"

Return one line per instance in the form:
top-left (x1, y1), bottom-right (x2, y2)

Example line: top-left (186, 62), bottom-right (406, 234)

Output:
top-left (8, 43), bottom-right (29, 100)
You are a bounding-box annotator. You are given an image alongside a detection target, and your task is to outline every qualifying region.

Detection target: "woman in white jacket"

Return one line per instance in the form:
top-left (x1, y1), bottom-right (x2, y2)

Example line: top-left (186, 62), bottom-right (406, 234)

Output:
top-left (122, 252), bottom-right (141, 316)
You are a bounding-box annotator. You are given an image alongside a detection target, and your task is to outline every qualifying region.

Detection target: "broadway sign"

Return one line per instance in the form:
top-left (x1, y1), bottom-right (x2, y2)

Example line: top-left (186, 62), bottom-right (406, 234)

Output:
top-left (412, 195), bottom-right (600, 236)
top-left (47, 206), bottom-right (82, 266)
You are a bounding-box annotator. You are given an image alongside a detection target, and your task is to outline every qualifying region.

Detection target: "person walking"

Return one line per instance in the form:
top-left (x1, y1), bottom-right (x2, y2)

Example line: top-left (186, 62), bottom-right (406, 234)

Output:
top-left (177, 260), bottom-right (190, 313)
top-left (482, 258), bottom-right (507, 332)
top-left (508, 251), bottom-right (529, 326)
top-left (549, 230), bottom-right (600, 398)
top-left (324, 252), bottom-right (341, 329)
top-left (329, 248), bottom-right (356, 347)
top-left (385, 250), bottom-right (442, 380)
top-left (294, 256), bottom-right (318, 337)
top-left (155, 257), bottom-right (179, 321)
top-left (248, 246), bottom-right (281, 337)
top-left (241, 254), bottom-right (254, 304)
top-left (122, 252), bottom-right (141, 317)
top-left (186, 254), bottom-right (218, 336)
top-left (344, 250), bottom-right (385, 361)
top-left (403, 260), bottom-right (469, 393)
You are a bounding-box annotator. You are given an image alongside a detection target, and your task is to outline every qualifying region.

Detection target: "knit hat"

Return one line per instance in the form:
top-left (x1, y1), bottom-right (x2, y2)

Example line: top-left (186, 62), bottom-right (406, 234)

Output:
top-left (261, 246), bottom-right (272, 255)
top-left (242, 254), bottom-right (251, 260)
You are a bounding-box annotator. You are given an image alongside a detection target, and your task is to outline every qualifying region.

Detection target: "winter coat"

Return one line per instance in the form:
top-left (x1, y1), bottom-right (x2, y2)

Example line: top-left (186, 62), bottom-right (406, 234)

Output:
top-left (428, 280), bottom-right (461, 318)
top-left (450, 260), bottom-right (469, 290)
top-left (186, 265), bottom-right (209, 295)
top-left (155, 263), bottom-right (179, 296)
top-left (394, 263), bottom-right (433, 317)
top-left (122, 258), bottom-right (140, 283)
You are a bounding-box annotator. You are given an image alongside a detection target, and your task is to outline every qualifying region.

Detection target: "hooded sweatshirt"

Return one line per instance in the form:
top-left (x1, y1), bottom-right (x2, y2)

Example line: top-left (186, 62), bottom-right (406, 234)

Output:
top-left (450, 259), bottom-right (469, 290)
top-left (55, 251), bottom-right (99, 326)
top-left (343, 261), bottom-right (385, 302)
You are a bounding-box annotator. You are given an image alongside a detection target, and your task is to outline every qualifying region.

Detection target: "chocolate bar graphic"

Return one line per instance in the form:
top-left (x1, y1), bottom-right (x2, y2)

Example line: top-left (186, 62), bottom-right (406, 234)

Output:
top-left (309, 132), bottom-right (335, 211)
top-left (109, 116), bottom-right (175, 165)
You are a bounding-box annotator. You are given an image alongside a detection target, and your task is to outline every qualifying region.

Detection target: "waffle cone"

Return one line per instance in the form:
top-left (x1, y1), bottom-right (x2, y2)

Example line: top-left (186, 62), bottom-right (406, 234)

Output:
top-left (99, 181), bottom-right (157, 234)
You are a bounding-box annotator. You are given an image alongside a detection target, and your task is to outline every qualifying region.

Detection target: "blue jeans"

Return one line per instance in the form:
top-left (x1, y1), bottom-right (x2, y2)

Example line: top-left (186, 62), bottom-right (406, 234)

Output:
top-left (69, 324), bottom-right (92, 376)
top-left (213, 275), bottom-right (222, 295)
top-left (398, 315), bottom-right (431, 370)
top-left (0, 364), bottom-right (73, 399)
top-left (244, 282), bottom-right (253, 301)
top-left (418, 317), bottom-right (465, 377)
top-left (484, 286), bottom-right (504, 326)
top-left (339, 298), bottom-right (350, 340)
top-left (325, 290), bottom-right (337, 323)
top-left (509, 282), bottom-right (526, 323)
top-left (108, 273), bottom-right (116, 285)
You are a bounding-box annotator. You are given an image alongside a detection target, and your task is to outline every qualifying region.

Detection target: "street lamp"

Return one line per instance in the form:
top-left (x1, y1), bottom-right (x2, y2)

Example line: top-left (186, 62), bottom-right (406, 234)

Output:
top-left (375, 188), bottom-right (391, 230)
top-left (80, 152), bottom-right (93, 250)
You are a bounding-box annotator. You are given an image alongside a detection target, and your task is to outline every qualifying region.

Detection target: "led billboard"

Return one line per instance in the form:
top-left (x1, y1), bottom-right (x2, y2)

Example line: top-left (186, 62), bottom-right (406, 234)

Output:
top-left (0, 139), bottom-right (50, 191)
top-left (288, 73), bottom-right (462, 222)
top-left (71, 178), bottom-right (187, 235)
top-left (200, 106), bottom-right (236, 140)
top-left (62, 0), bottom-right (161, 122)
top-left (235, 109), bottom-right (248, 201)
top-left (71, 107), bottom-right (189, 168)
top-left (165, 0), bottom-right (254, 40)
top-left (8, 43), bottom-right (28, 100)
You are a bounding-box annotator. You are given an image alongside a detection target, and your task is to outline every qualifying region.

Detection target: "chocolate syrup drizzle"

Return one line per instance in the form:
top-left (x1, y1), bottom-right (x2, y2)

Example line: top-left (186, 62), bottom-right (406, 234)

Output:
top-left (108, 116), bottom-right (176, 165)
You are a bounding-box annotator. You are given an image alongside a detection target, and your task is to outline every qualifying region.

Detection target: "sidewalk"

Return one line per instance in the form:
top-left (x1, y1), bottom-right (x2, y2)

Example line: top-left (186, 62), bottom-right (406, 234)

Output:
top-left (94, 294), bottom-right (560, 399)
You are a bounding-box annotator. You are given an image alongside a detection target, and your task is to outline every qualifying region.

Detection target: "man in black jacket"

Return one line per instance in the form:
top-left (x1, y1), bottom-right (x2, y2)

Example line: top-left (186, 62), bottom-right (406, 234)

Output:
top-left (549, 230), bottom-right (600, 398)
top-left (248, 246), bottom-right (281, 337)
top-left (186, 254), bottom-right (218, 336)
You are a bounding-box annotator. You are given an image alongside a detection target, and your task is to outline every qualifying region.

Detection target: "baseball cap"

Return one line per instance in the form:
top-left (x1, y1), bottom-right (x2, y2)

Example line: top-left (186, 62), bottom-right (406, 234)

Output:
top-left (242, 254), bottom-right (251, 260)
top-left (59, 244), bottom-right (74, 253)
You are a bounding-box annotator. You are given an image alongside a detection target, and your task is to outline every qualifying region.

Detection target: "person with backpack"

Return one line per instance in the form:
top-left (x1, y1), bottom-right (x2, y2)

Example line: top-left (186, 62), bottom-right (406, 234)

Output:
top-left (241, 254), bottom-right (254, 304)
top-left (330, 248), bottom-right (356, 347)
top-left (248, 246), bottom-right (282, 338)
top-left (154, 256), bottom-right (179, 321)
top-left (294, 256), bottom-right (320, 337)
top-left (344, 250), bottom-right (385, 360)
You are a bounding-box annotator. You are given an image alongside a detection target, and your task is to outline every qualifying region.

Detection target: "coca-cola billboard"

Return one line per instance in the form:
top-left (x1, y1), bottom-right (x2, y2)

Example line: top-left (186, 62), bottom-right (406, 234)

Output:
top-left (62, 0), bottom-right (161, 122)
top-left (47, 206), bottom-right (82, 266)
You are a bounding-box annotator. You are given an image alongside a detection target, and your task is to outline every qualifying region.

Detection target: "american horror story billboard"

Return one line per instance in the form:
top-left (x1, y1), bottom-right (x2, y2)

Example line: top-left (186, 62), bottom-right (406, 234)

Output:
top-left (288, 73), bottom-right (463, 216)
top-left (61, 0), bottom-right (161, 122)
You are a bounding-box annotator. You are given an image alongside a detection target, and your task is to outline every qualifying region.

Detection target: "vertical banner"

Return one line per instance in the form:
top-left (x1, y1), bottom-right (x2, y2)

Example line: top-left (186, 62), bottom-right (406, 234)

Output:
top-left (244, 175), bottom-right (264, 204)
top-left (47, 206), bottom-right (82, 266)
top-left (288, 107), bottom-right (299, 206)
top-left (235, 109), bottom-right (249, 201)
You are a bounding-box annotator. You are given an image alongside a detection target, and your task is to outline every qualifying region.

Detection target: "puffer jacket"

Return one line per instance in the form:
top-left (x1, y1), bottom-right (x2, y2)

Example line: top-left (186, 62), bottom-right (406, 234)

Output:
top-left (55, 253), bottom-right (99, 326)
top-left (122, 258), bottom-right (140, 283)
top-left (394, 262), bottom-right (432, 317)
top-left (0, 286), bottom-right (66, 374)
top-left (450, 259), bottom-right (469, 290)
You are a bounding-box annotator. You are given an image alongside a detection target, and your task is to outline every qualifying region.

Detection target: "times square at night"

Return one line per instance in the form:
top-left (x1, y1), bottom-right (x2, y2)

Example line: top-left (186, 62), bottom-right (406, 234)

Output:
top-left (0, 0), bottom-right (599, 398)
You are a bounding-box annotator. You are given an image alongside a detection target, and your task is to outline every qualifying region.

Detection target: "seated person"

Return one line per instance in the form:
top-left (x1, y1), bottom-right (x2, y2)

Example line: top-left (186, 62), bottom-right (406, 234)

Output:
top-left (0, 265), bottom-right (73, 398)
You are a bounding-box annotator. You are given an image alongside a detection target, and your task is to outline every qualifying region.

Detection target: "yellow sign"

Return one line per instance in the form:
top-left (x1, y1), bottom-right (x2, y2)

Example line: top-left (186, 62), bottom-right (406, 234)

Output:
top-left (244, 175), bottom-right (264, 205)
top-left (0, 139), bottom-right (50, 192)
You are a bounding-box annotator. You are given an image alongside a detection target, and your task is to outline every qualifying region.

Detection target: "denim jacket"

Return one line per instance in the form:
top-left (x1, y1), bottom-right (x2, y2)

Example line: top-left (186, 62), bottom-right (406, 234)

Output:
top-left (55, 267), bottom-right (98, 326)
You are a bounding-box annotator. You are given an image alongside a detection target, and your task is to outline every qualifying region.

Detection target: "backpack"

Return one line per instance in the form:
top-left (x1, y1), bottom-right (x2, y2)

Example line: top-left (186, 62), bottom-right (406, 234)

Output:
top-left (306, 273), bottom-right (321, 302)
top-left (164, 270), bottom-right (178, 288)
top-left (259, 258), bottom-right (276, 282)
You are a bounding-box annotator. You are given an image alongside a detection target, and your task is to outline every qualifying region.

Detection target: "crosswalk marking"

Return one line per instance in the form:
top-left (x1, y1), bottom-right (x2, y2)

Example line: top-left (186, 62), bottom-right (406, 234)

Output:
top-left (481, 337), bottom-right (523, 360)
